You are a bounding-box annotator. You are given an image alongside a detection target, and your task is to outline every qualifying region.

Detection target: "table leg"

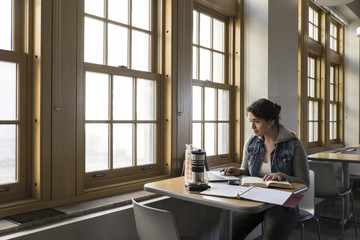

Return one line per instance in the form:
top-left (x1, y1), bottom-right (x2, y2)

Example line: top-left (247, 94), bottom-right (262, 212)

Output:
top-left (220, 209), bottom-right (233, 239)
top-left (342, 162), bottom-right (350, 218)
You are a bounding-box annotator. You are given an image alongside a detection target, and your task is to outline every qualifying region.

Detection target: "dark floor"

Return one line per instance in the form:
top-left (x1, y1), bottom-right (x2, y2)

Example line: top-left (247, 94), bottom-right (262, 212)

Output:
top-left (288, 187), bottom-right (360, 240)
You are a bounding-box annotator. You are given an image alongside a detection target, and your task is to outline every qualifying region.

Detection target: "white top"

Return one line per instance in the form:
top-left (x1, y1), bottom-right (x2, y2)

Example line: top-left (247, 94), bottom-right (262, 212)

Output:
top-left (259, 161), bottom-right (271, 177)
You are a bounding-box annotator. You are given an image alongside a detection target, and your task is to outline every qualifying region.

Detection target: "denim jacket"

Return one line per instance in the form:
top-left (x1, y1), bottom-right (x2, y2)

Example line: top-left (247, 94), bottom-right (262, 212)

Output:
top-left (241, 124), bottom-right (310, 186)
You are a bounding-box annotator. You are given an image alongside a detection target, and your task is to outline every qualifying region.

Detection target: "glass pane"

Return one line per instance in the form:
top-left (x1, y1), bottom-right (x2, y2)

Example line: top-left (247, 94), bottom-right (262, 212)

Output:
top-left (108, 0), bottom-right (128, 24)
top-left (85, 123), bottom-right (109, 172)
top-left (192, 86), bottom-right (202, 121)
top-left (199, 13), bottom-right (211, 48)
top-left (132, 30), bottom-right (150, 71)
top-left (85, 0), bottom-right (104, 17)
top-left (330, 84), bottom-right (334, 101)
top-left (308, 122), bottom-right (313, 142)
top-left (85, 72), bottom-right (109, 120)
top-left (218, 123), bottom-right (228, 154)
top-left (193, 11), bottom-right (198, 44)
top-left (137, 124), bottom-right (155, 165)
top-left (113, 124), bottom-right (133, 168)
top-left (309, 8), bottom-right (313, 23)
top-left (108, 24), bottom-right (128, 67)
top-left (0, 0), bottom-right (12, 51)
top-left (330, 23), bottom-right (333, 36)
top-left (0, 61), bottom-right (17, 120)
top-left (84, 17), bottom-right (104, 64)
top-left (314, 27), bottom-right (318, 41)
top-left (204, 123), bottom-right (215, 156)
top-left (213, 19), bottom-right (224, 52)
top-left (132, 0), bottom-right (150, 30)
top-left (309, 25), bottom-right (314, 39)
top-left (329, 122), bottom-right (334, 139)
top-left (199, 48), bottom-right (210, 81)
top-left (333, 104), bottom-right (337, 121)
top-left (308, 79), bottom-right (314, 97)
top-left (314, 122), bottom-right (318, 141)
top-left (314, 11), bottom-right (318, 25)
top-left (192, 123), bottom-right (202, 149)
top-left (308, 57), bottom-right (314, 78)
top-left (213, 52), bottom-right (224, 84)
top-left (333, 122), bottom-right (337, 139)
top-left (314, 101), bottom-right (318, 121)
top-left (113, 76), bottom-right (133, 120)
top-left (329, 104), bottom-right (333, 121)
top-left (309, 101), bottom-right (313, 121)
top-left (137, 79), bottom-right (155, 120)
top-left (330, 66), bottom-right (334, 84)
top-left (218, 89), bottom-right (229, 121)
top-left (204, 88), bottom-right (215, 121)
top-left (193, 46), bottom-right (198, 79)
top-left (0, 125), bottom-right (16, 184)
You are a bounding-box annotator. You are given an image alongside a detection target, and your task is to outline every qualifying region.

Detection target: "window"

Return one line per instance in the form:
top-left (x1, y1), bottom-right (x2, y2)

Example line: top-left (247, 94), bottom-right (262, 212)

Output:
top-left (307, 56), bottom-right (320, 144)
top-left (0, 0), bottom-right (28, 201)
top-left (82, 0), bottom-right (161, 186)
top-left (192, 8), bottom-right (232, 164)
top-left (308, 7), bottom-right (319, 41)
top-left (329, 22), bottom-right (337, 52)
top-left (329, 65), bottom-right (339, 141)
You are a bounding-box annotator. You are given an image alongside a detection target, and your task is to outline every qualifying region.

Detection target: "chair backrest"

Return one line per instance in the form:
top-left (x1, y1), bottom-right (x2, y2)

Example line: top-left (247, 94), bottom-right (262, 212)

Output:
top-left (132, 199), bottom-right (180, 240)
top-left (298, 170), bottom-right (315, 215)
top-left (309, 161), bottom-right (340, 198)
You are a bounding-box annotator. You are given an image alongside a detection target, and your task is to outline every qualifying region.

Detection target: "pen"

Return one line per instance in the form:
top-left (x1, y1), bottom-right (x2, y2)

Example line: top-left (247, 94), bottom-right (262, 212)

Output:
top-left (236, 185), bottom-right (254, 198)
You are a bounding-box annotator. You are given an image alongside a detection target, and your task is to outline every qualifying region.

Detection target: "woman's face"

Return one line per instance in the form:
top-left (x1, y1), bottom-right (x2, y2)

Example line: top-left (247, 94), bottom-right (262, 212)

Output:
top-left (248, 112), bottom-right (274, 136)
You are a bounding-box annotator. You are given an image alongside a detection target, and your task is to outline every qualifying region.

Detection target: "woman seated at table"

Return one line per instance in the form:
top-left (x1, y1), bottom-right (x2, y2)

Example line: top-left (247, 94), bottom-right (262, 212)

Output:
top-left (221, 98), bottom-right (309, 240)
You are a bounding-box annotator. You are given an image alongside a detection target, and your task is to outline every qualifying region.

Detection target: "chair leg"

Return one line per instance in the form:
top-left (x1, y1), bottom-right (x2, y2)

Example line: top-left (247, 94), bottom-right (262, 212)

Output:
top-left (350, 192), bottom-right (358, 236)
top-left (300, 222), bottom-right (304, 240)
top-left (313, 216), bottom-right (322, 240)
top-left (341, 197), bottom-right (345, 239)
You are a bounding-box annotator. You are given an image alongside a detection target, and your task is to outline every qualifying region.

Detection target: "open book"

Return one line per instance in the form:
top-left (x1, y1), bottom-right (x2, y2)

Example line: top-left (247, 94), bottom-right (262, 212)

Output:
top-left (241, 176), bottom-right (293, 189)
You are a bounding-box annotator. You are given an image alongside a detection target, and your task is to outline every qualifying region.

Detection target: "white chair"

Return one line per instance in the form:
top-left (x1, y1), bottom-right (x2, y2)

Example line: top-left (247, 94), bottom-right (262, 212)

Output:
top-left (297, 170), bottom-right (321, 240)
top-left (309, 161), bottom-right (358, 239)
top-left (132, 199), bottom-right (182, 240)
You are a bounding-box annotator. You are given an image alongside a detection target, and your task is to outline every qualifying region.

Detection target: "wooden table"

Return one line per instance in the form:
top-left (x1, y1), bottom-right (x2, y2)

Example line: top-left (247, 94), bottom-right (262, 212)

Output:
top-left (144, 176), bottom-right (307, 239)
top-left (308, 151), bottom-right (360, 218)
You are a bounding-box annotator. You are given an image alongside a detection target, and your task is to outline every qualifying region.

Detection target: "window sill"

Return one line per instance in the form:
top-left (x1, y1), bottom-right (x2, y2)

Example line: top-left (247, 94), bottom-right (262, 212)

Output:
top-left (0, 190), bottom-right (159, 237)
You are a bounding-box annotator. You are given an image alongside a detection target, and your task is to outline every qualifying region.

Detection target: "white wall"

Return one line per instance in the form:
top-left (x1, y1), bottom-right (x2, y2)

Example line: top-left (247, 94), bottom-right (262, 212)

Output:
top-left (244, 0), bottom-right (299, 137)
top-left (344, 20), bottom-right (360, 146)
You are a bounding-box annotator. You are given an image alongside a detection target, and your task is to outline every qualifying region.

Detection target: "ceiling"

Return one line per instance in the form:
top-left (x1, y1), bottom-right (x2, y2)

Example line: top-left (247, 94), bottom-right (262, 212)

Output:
top-left (313, 0), bottom-right (360, 25)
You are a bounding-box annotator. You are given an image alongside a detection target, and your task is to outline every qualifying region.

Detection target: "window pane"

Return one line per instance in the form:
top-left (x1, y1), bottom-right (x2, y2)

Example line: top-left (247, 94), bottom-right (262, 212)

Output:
top-left (309, 8), bottom-right (313, 23)
top-left (308, 79), bottom-right (314, 97)
top-left (0, 61), bottom-right (17, 120)
top-left (314, 101), bottom-right (318, 121)
top-left (213, 52), bottom-right (224, 84)
top-left (329, 104), bottom-right (333, 121)
top-left (85, 72), bottom-right (109, 120)
top-left (132, 0), bottom-right (150, 30)
top-left (113, 76), bottom-right (133, 120)
top-left (193, 46), bottom-right (198, 79)
top-left (204, 88), bottom-right (215, 121)
top-left (108, 0), bottom-right (128, 24)
top-left (132, 30), bottom-right (150, 71)
top-left (314, 122), bottom-right (318, 141)
top-left (204, 123), bottom-right (215, 156)
top-left (199, 13), bottom-right (211, 48)
top-left (330, 85), bottom-right (334, 101)
top-left (218, 123), bottom-right (228, 154)
top-left (137, 124), bottom-right (155, 165)
top-left (85, 0), bottom-right (104, 17)
top-left (309, 122), bottom-right (314, 142)
top-left (199, 48), bottom-right (210, 81)
top-left (218, 89), bottom-right (229, 121)
top-left (192, 123), bottom-right (202, 149)
top-left (314, 11), bottom-right (318, 25)
top-left (137, 79), bottom-right (155, 120)
top-left (0, 125), bottom-right (16, 184)
top-left (213, 19), bottom-right (224, 52)
top-left (314, 27), bottom-right (318, 41)
top-left (309, 25), bottom-right (314, 39)
top-left (193, 11), bottom-right (198, 44)
top-left (113, 124), bottom-right (133, 168)
top-left (108, 24), bottom-right (128, 67)
top-left (192, 86), bottom-right (202, 121)
top-left (309, 101), bottom-right (313, 121)
top-left (0, 0), bottom-right (12, 51)
top-left (84, 17), bottom-right (104, 64)
top-left (85, 123), bottom-right (109, 172)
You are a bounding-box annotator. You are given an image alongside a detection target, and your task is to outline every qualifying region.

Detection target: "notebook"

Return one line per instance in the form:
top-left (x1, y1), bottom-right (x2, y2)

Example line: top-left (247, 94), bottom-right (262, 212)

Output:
top-left (206, 170), bottom-right (240, 182)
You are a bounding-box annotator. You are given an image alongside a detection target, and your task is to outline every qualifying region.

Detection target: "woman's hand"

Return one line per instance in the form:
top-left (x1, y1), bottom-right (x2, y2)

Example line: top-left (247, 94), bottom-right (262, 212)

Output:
top-left (220, 167), bottom-right (241, 176)
top-left (263, 172), bottom-right (284, 182)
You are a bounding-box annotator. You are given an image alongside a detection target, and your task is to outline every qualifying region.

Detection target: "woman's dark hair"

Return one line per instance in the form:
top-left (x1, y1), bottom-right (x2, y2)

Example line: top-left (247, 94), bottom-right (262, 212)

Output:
top-left (247, 98), bottom-right (281, 125)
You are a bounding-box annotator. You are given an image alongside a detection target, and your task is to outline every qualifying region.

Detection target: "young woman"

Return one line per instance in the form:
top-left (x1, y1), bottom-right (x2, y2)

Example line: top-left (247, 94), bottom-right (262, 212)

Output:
top-left (221, 98), bottom-right (309, 240)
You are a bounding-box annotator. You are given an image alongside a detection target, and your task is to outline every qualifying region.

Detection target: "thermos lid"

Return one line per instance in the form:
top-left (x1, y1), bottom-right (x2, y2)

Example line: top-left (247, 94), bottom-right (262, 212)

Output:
top-left (191, 149), bottom-right (206, 155)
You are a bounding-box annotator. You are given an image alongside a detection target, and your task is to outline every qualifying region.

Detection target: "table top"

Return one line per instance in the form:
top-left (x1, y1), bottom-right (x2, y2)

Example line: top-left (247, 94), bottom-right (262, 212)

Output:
top-left (144, 177), bottom-right (307, 213)
top-left (308, 152), bottom-right (360, 163)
